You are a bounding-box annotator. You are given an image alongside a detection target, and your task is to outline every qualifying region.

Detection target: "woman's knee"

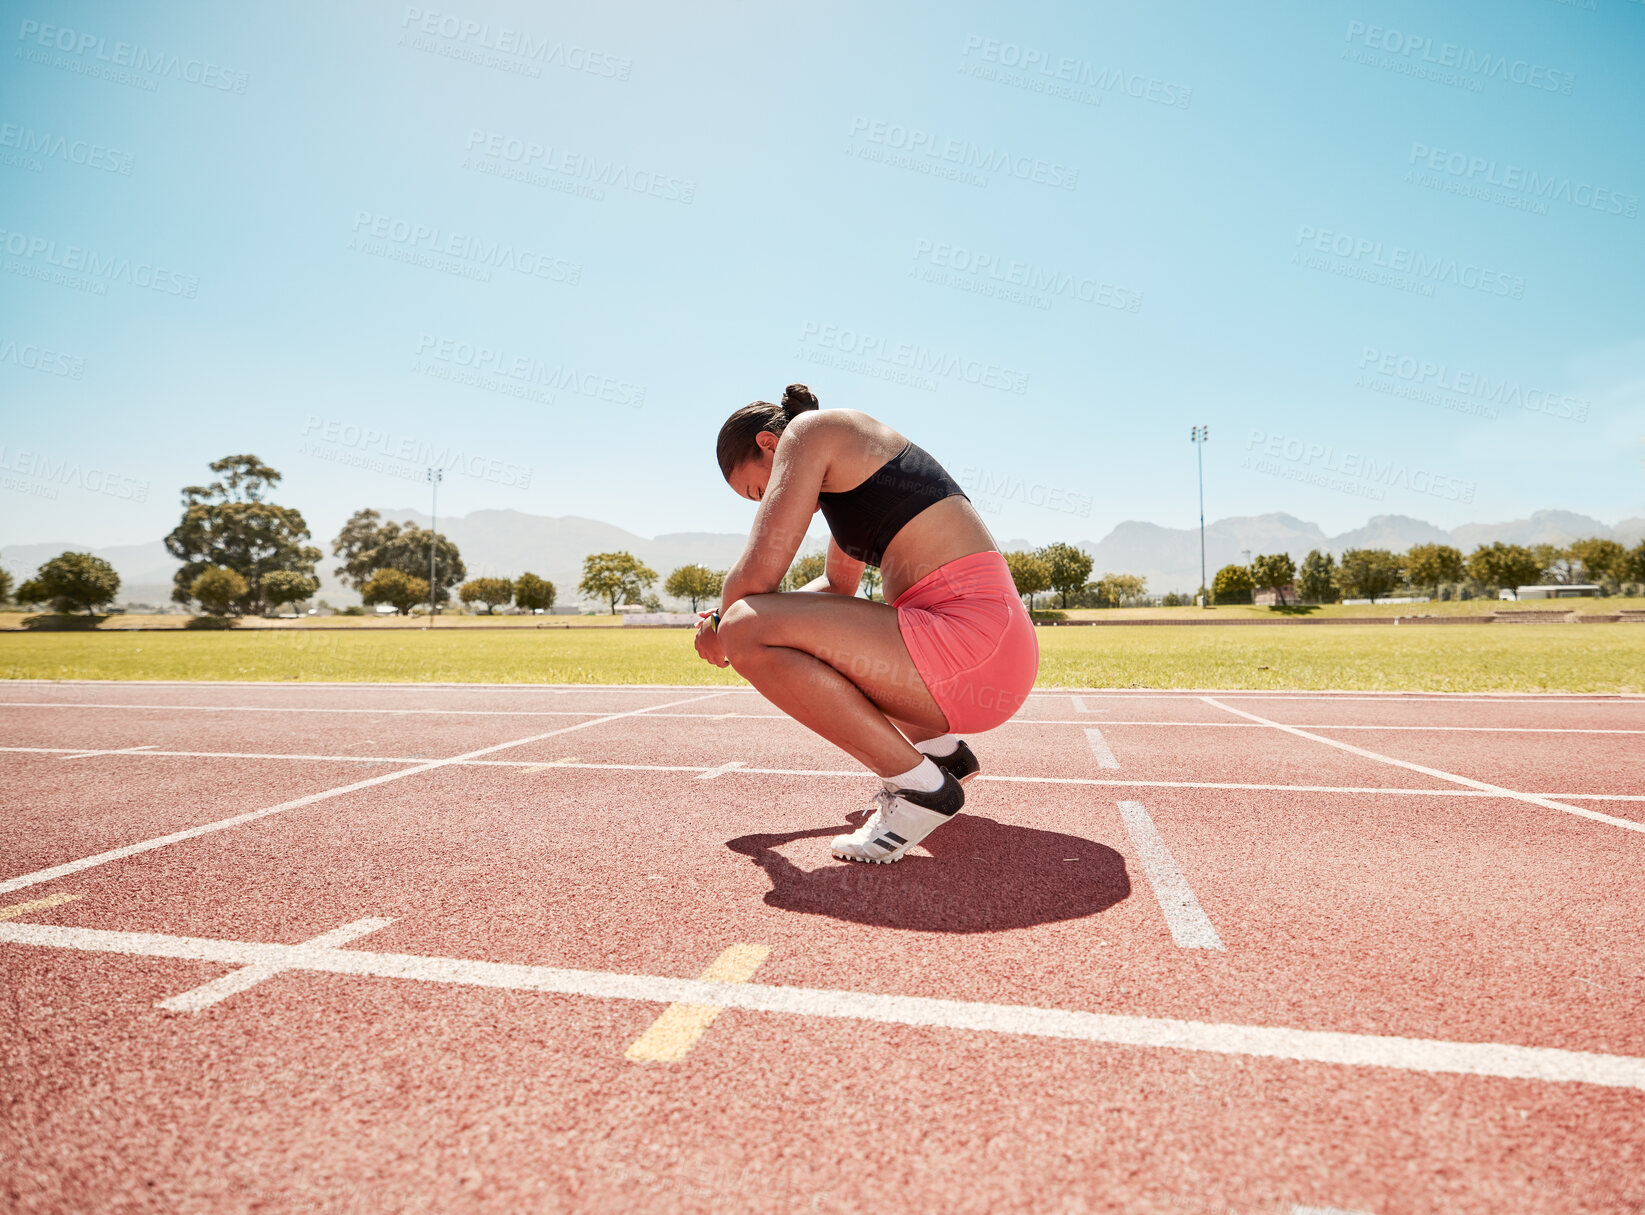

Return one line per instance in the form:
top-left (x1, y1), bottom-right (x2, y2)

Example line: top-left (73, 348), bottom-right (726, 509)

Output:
top-left (716, 600), bottom-right (765, 665)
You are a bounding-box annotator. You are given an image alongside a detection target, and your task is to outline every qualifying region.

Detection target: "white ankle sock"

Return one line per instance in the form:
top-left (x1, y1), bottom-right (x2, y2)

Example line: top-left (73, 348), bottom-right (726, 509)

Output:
top-left (916, 735), bottom-right (959, 758)
top-left (884, 756), bottom-right (945, 793)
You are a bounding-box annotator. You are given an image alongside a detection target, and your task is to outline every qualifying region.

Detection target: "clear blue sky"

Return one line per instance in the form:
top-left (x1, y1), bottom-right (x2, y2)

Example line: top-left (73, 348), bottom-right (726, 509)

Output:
top-left (3, 0), bottom-right (1642, 551)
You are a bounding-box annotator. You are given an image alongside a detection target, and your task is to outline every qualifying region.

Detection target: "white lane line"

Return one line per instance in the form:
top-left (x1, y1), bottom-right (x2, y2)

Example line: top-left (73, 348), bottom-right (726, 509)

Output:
top-left (3, 679), bottom-right (1639, 704)
top-left (3, 680), bottom-right (1631, 706)
top-left (1202, 697), bottom-right (1645, 836)
top-left (0, 702), bottom-right (610, 719)
top-left (6, 701), bottom-right (1643, 734)
top-left (695, 760), bottom-right (747, 781)
top-left (3, 746), bottom-right (1640, 804)
top-left (158, 918), bottom-right (393, 1012)
top-left (1084, 727), bottom-right (1120, 769)
top-left (1116, 801), bottom-right (1224, 951)
top-left (57, 744), bottom-right (159, 761)
top-left (0, 691), bottom-right (727, 896)
top-left (3, 920), bottom-right (1641, 1091)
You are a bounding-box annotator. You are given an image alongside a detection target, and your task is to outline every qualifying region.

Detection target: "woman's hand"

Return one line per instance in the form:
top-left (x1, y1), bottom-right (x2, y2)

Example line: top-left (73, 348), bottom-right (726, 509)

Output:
top-left (694, 611), bottom-right (729, 668)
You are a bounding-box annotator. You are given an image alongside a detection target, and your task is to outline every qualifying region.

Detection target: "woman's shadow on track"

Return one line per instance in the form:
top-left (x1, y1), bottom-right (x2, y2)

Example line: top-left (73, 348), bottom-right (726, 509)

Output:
top-left (725, 815), bottom-right (1130, 933)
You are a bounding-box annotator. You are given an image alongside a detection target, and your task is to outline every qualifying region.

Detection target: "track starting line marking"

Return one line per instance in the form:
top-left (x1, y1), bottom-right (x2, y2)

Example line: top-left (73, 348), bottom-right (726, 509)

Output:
top-left (0, 892), bottom-right (82, 921)
top-left (624, 943), bottom-right (770, 1062)
top-left (158, 918), bottom-right (395, 1012)
top-left (2, 920), bottom-right (1641, 1090)
top-left (1116, 802), bottom-right (1223, 951)
top-left (1085, 727), bottom-right (1120, 769)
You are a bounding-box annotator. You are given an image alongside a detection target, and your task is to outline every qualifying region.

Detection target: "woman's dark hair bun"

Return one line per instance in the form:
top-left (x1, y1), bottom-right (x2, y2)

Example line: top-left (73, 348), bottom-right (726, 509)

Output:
top-left (781, 383), bottom-right (819, 414)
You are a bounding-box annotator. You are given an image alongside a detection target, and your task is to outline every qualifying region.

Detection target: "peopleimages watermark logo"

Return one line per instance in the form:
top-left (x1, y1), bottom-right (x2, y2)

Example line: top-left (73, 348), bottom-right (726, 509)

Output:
top-left (412, 333), bottom-right (645, 408)
top-left (348, 211), bottom-right (582, 286)
top-left (299, 416), bottom-right (533, 490)
top-left (845, 116), bottom-right (1078, 192)
top-left (15, 18), bottom-right (249, 94)
top-left (0, 442), bottom-right (149, 502)
top-left (0, 336), bottom-right (84, 379)
top-left (795, 321), bottom-right (1030, 396)
top-left (0, 123), bottom-right (134, 175)
top-left (910, 238), bottom-right (1142, 314)
top-left (1243, 430), bottom-right (1476, 504)
top-left (397, 8), bottom-right (631, 81)
top-left (1341, 20), bottom-right (1575, 96)
top-left (958, 34), bottom-right (1193, 110)
top-left (460, 129), bottom-right (696, 204)
top-left (0, 227), bottom-right (200, 298)
top-left (1293, 224), bottom-right (1525, 300)
top-left (957, 465), bottom-right (1093, 518)
top-left (1356, 348), bottom-right (1589, 422)
top-left (1406, 142), bottom-right (1637, 220)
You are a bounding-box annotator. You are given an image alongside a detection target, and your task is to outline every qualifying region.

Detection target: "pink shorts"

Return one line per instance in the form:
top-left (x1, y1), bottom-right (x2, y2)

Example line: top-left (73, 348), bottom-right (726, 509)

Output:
top-left (893, 550), bottom-right (1040, 734)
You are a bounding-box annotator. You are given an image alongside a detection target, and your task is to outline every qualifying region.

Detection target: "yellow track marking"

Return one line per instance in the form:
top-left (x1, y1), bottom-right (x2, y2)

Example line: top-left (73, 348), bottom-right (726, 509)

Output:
top-left (521, 757), bottom-right (580, 772)
top-left (0, 892), bottom-right (82, 921)
top-left (624, 943), bottom-right (771, 1064)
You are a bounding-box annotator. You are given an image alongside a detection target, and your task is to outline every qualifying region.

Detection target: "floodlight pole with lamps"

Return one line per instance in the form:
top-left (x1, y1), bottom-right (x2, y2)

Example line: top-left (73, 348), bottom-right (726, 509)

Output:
top-left (426, 467), bottom-right (442, 626)
top-left (1190, 426), bottom-right (1209, 605)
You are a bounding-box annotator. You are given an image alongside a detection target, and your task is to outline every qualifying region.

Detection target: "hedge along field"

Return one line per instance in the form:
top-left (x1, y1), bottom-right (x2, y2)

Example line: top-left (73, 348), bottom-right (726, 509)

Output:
top-left (2, 624), bottom-right (1642, 692)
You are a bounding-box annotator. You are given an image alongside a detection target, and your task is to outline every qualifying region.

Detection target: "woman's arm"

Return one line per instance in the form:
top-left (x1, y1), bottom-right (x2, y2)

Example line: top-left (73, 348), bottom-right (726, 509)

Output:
top-left (815, 534), bottom-right (866, 595)
top-left (717, 414), bottom-right (830, 613)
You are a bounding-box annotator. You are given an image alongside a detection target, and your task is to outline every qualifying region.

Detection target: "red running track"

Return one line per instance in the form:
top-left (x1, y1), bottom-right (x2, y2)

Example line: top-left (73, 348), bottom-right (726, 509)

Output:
top-left (1, 680), bottom-right (1643, 1214)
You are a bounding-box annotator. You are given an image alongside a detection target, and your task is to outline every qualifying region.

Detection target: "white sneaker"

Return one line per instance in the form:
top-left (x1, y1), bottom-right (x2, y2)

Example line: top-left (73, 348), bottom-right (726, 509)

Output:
top-left (831, 772), bottom-right (965, 864)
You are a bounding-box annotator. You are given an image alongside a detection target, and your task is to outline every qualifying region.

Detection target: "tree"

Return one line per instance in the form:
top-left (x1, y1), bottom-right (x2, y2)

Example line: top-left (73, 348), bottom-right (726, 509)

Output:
top-left (165, 455), bottom-right (322, 614)
top-left (1466, 542), bottom-right (1542, 592)
top-left (191, 566), bottom-right (250, 616)
top-left (779, 553), bottom-right (828, 593)
top-left (331, 509), bottom-right (465, 606)
top-left (1297, 550), bottom-right (1338, 603)
top-left (1530, 543), bottom-right (1581, 584)
top-left (22, 552), bottom-right (121, 614)
top-left (1092, 573), bottom-right (1147, 607)
top-left (859, 567), bottom-right (882, 601)
top-left (361, 568), bottom-right (429, 615)
top-left (1403, 544), bottom-right (1464, 596)
top-left (1335, 548), bottom-right (1403, 601)
top-left (1249, 553), bottom-right (1298, 604)
top-left (459, 578), bottom-right (515, 613)
top-left (578, 551), bottom-right (658, 614)
top-left (514, 573), bottom-right (556, 613)
top-left (1037, 542), bottom-right (1094, 609)
top-left (1003, 550), bottom-right (1051, 609)
top-left (0, 566), bottom-right (12, 606)
top-left (1570, 538), bottom-right (1625, 583)
top-left (1211, 564), bottom-right (1254, 605)
top-left (667, 564), bottom-right (724, 610)
top-left (262, 571), bottom-right (319, 616)
top-left (1622, 541), bottom-right (1645, 583)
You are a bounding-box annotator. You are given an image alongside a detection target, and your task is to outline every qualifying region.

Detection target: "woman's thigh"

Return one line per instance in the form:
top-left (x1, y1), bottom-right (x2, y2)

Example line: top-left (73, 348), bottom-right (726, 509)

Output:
top-left (718, 592), bottom-right (949, 731)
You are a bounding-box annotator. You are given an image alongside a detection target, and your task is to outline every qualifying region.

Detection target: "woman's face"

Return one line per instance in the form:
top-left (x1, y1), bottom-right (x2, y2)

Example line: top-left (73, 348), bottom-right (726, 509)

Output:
top-left (729, 433), bottom-right (778, 502)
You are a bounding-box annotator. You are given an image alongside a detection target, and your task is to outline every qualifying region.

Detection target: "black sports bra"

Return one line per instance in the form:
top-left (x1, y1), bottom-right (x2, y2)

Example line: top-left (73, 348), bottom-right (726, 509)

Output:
top-left (816, 440), bottom-right (969, 567)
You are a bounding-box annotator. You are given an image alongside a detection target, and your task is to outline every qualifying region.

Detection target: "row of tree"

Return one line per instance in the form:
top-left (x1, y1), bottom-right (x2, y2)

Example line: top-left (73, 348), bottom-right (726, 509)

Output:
top-left (8, 455), bottom-right (1642, 617)
top-left (1207, 538), bottom-right (1645, 605)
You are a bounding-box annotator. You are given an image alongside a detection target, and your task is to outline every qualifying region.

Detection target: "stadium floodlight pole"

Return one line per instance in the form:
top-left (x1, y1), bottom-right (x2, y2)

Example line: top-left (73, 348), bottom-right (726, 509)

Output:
top-left (426, 467), bottom-right (443, 626)
top-left (1190, 426), bottom-right (1209, 604)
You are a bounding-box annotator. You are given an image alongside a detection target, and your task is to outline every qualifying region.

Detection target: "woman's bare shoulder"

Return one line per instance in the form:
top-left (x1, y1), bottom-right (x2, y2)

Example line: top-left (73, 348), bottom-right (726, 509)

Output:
top-left (792, 408), bottom-right (904, 454)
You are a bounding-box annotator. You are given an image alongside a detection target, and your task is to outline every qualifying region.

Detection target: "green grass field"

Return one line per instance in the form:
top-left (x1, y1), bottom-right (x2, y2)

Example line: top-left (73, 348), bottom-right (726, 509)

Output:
top-left (1049, 594), bottom-right (1644, 621)
top-left (2, 623), bottom-right (1640, 693)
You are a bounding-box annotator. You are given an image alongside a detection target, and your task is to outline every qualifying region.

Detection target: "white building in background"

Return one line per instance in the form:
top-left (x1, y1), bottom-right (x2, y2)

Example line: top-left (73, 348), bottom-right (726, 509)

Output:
top-left (1505, 584), bottom-right (1601, 600)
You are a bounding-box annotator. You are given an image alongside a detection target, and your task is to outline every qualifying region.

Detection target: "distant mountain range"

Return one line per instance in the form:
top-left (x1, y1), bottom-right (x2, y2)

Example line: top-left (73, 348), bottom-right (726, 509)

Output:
top-left (5, 508), bottom-right (1642, 607)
